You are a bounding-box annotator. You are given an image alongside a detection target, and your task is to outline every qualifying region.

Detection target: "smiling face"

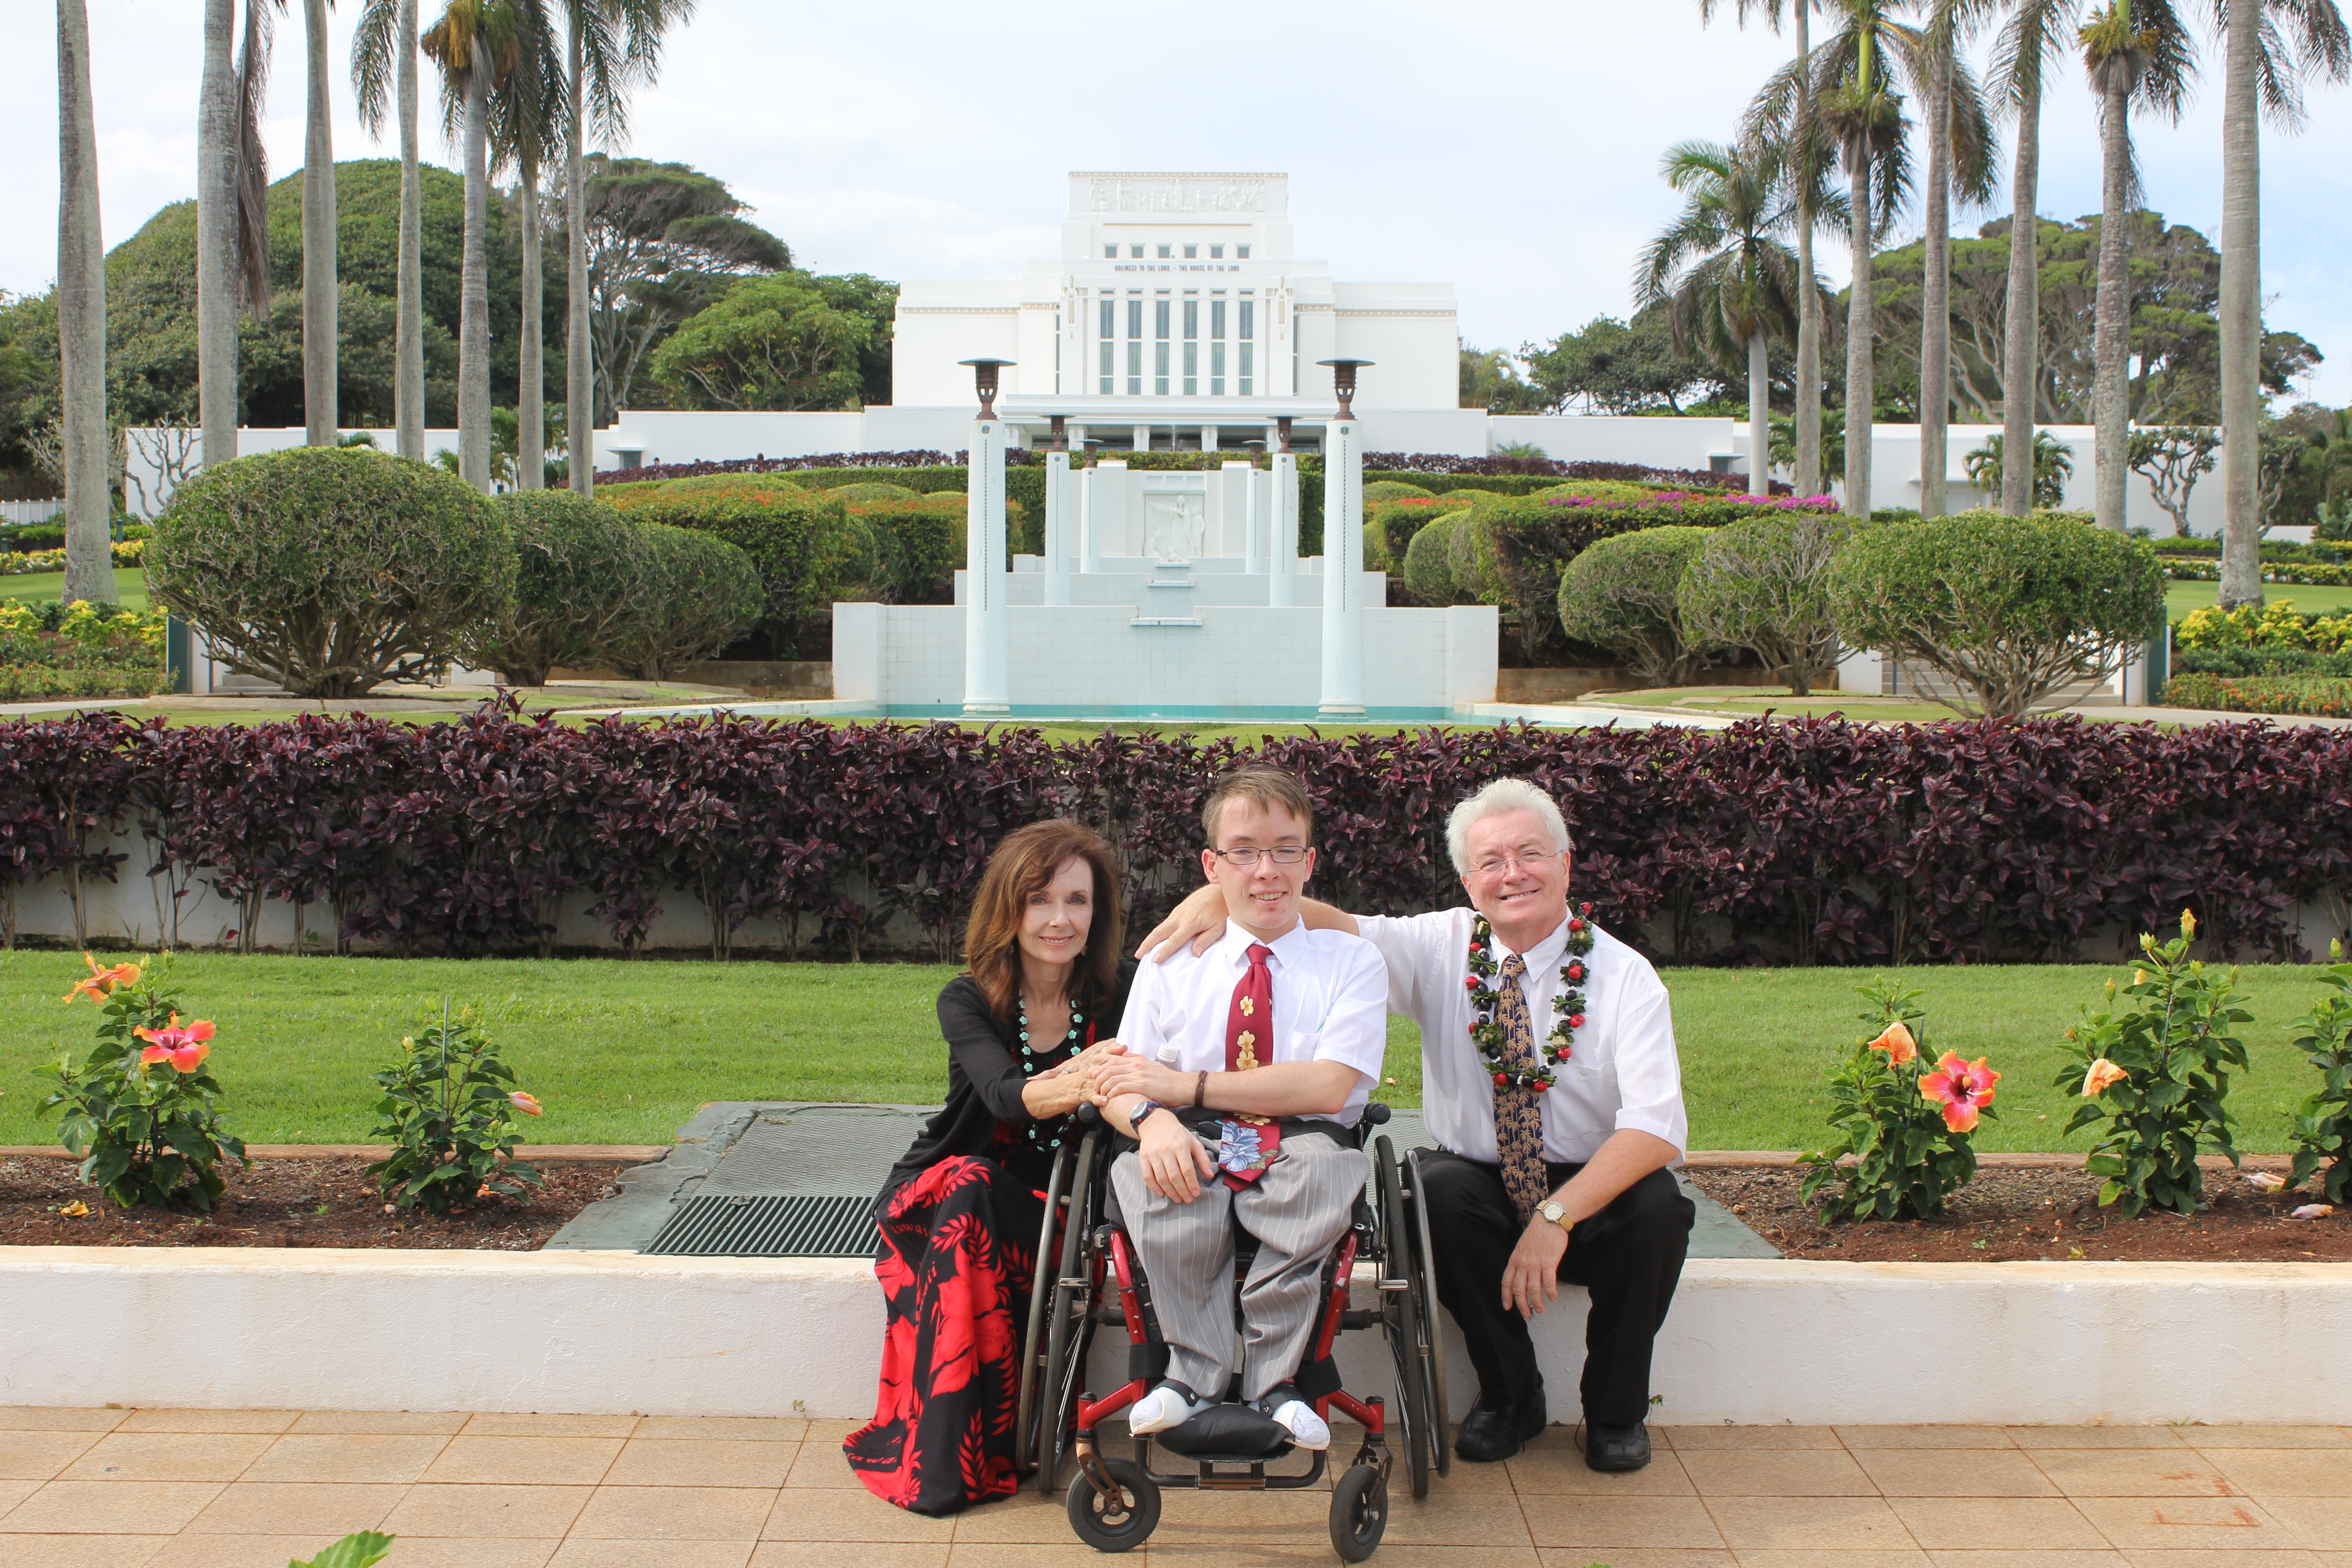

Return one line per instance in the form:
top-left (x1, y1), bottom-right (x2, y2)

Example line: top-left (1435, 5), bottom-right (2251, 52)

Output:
top-left (1016, 856), bottom-right (1097, 980)
top-left (1201, 796), bottom-right (1316, 941)
top-left (1459, 806), bottom-right (1572, 950)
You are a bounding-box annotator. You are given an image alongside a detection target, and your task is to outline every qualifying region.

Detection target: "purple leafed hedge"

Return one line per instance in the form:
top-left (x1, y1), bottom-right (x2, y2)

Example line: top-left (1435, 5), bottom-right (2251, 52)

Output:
top-left (1, 704), bottom-right (2346, 965)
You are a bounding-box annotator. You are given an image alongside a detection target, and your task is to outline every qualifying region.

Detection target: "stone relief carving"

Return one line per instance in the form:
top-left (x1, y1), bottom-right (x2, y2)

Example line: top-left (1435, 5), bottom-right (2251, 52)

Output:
top-left (1143, 492), bottom-right (1206, 563)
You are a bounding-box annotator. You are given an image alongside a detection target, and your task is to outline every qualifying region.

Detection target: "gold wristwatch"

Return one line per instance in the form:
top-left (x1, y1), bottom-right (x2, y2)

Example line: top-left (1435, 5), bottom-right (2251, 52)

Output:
top-left (1538, 1199), bottom-right (1571, 1231)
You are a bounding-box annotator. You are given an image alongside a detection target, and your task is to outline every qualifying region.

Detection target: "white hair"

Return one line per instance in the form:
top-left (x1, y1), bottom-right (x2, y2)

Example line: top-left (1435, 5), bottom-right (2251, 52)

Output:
top-left (1446, 779), bottom-right (1572, 874)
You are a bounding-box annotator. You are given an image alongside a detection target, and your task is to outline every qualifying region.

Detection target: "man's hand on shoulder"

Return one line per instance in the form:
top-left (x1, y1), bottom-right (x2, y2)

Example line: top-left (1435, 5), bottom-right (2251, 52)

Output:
top-left (1135, 884), bottom-right (1227, 963)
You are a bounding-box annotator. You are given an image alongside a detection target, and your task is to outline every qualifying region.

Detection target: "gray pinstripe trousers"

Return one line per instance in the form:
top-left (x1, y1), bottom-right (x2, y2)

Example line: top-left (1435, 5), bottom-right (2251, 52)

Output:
top-left (1110, 1125), bottom-right (1365, 1403)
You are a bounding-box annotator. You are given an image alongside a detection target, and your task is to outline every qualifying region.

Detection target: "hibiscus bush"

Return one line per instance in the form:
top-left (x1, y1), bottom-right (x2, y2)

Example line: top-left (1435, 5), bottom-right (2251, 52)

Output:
top-left (1798, 980), bottom-right (1999, 1221)
top-left (2057, 911), bottom-right (2250, 1216)
top-left (34, 952), bottom-right (246, 1210)
top-left (2285, 941), bottom-right (2352, 1206)
top-left (368, 1003), bottom-right (544, 1214)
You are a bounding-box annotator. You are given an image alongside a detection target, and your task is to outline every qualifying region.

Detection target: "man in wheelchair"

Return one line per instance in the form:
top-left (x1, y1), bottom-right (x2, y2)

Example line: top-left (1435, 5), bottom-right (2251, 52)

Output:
top-left (1087, 764), bottom-right (1388, 1454)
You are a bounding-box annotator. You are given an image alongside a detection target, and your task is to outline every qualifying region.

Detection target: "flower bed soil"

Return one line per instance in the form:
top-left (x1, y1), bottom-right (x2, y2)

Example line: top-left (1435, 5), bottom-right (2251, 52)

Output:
top-left (1690, 1164), bottom-right (2352, 1263)
top-left (0, 1155), bottom-right (617, 1250)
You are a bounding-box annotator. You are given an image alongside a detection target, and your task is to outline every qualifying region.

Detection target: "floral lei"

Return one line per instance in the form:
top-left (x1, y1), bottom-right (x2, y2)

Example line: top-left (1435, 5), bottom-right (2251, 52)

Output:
top-left (1465, 902), bottom-right (1595, 1092)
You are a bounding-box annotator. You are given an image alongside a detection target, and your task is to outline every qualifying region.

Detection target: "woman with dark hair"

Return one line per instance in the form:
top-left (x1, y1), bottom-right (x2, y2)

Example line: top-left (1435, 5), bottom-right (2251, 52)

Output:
top-left (844, 818), bottom-right (1134, 1515)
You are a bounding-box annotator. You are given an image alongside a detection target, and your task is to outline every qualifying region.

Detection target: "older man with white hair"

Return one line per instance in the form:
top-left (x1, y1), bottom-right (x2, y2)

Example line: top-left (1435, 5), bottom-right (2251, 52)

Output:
top-left (1138, 777), bottom-right (1694, 1472)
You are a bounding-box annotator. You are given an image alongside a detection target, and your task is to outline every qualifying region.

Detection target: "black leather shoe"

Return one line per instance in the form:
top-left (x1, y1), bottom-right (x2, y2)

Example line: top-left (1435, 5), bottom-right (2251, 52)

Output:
top-left (1583, 1420), bottom-right (1652, 1473)
top-left (1453, 1386), bottom-right (1546, 1463)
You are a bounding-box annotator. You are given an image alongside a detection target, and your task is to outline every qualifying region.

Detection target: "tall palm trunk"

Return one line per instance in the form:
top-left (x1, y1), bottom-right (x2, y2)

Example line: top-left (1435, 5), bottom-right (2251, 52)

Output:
top-left (196, 0), bottom-right (239, 470)
top-left (56, 0), bottom-right (113, 606)
top-left (1920, 37), bottom-right (1953, 517)
top-left (1748, 329), bottom-right (1771, 496)
top-left (301, 0), bottom-right (338, 445)
top-left (1793, 3), bottom-right (1823, 496)
top-left (519, 162), bottom-right (544, 489)
top-left (565, 25), bottom-right (593, 496)
top-left (1844, 149), bottom-right (1874, 519)
top-left (2092, 42), bottom-right (2136, 533)
top-left (2000, 73), bottom-right (2042, 514)
top-left (395, 0), bottom-right (425, 461)
top-left (458, 37), bottom-right (492, 492)
top-left (2217, 0), bottom-right (2263, 607)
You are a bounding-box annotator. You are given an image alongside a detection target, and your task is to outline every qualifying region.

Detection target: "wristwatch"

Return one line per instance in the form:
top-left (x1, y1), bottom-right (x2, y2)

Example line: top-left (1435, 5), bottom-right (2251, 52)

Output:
top-left (1128, 1098), bottom-right (1171, 1134)
top-left (1537, 1199), bottom-right (1572, 1232)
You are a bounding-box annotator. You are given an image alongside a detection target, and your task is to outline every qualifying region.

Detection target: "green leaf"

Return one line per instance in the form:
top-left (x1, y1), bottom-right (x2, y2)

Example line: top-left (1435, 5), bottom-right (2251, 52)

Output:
top-left (290, 1531), bottom-right (397, 1568)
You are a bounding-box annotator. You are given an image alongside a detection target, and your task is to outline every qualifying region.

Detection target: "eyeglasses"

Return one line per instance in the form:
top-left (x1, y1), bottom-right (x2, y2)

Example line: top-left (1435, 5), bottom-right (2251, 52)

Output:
top-left (1209, 845), bottom-right (1310, 867)
top-left (1469, 848), bottom-right (1561, 879)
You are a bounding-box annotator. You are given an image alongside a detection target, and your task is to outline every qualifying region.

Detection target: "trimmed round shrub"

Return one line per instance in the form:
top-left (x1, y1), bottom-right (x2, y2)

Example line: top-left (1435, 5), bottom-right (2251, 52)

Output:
top-left (1403, 511), bottom-right (1466, 605)
top-left (848, 496), bottom-right (966, 604)
top-left (604, 488), bottom-right (866, 658)
top-left (1363, 480), bottom-right (1435, 501)
top-left (465, 491), bottom-right (646, 686)
top-left (1677, 512), bottom-right (1853, 696)
top-left (1826, 513), bottom-right (2167, 718)
top-left (607, 523), bottom-right (763, 681)
top-left (1446, 510), bottom-right (1505, 603)
top-left (148, 446), bottom-right (515, 698)
top-left (1530, 480), bottom-right (1659, 503)
top-left (823, 481), bottom-right (922, 503)
top-left (1555, 526), bottom-right (1720, 687)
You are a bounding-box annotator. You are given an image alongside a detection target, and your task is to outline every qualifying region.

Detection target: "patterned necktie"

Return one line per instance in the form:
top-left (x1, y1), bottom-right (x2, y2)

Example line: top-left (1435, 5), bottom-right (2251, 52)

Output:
top-left (1492, 953), bottom-right (1548, 1227)
top-left (1218, 942), bottom-right (1280, 1188)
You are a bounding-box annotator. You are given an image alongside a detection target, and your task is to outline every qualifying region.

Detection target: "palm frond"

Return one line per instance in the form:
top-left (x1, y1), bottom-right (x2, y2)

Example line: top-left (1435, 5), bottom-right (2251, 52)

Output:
top-left (234, 0), bottom-right (285, 314)
top-left (350, 0), bottom-right (401, 133)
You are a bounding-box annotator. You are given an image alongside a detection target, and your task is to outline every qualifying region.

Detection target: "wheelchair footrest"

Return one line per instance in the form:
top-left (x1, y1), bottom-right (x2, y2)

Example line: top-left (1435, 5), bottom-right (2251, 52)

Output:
top-left (1153, 1404), bottom-right (1295, 1461)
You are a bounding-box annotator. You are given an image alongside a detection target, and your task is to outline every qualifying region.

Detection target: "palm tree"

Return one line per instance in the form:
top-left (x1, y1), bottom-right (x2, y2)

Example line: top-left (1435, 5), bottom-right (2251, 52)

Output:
top-left (353, 0), bottom-right (427, 461)
top-left (558, 0), bottom-right (697, 497)
top-left (424, 1), bottom-right (528, 491)
top-left (1637, 140), bottom-right (1814, 497)
top-left (1964, 0), bottom-right (2082, 515)
top-left (302, 0), bottom-right (338, 446)
top-left (56, 0), bottom-right (114, 605)
top-left (2080, 1), bottom-right (2197, 532)
top-left (2214, 0), bottom-right (2348, 608)
top-left (1908, 3), bottom-right (2003, 515)
top-left (1758, 1), bottom-right (1924, 518)
top-left (1703, 0), bottom-right (1830, 495)
top-left (487, 4), bottom-right (564, 490)
top-left (233, 2), bottom-right (284, 318)
top-left (198, 0), bottom-right (240, 469)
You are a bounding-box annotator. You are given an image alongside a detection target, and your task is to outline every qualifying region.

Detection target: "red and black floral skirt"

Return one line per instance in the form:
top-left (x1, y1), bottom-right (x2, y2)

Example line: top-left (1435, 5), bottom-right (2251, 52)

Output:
top-left (843, 1153), bottom-right (1047, 1515)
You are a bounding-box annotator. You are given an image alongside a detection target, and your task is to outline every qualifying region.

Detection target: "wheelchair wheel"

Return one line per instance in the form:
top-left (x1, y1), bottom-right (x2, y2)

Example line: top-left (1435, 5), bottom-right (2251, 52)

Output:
top-left (1066, 1456), bottom-right (1159, 1552)
top-left (1037, 1128), bottom-right (1105, 1494)
top-left (1372, 1137), bottom-right (1433, 1500)
top-left (1402, 1147), bottom-right (1453, 1478)
top-left (1014, 1139), bottom-right (1076, 1476)
top-left (1328, 1460), bottom-right (1388, 1563)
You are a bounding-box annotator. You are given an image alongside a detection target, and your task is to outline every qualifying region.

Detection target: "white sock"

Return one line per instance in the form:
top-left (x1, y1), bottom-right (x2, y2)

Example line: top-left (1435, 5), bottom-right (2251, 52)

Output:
top-left (1266, 1398), bottom-right (1331, 1451)
top-left (1129, 1382), bottom-right (1215, 1435)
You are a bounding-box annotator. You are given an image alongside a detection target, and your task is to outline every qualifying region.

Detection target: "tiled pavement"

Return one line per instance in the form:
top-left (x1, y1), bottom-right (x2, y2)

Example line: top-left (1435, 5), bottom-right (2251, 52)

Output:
top-left (4, 1408), bottom-right (2352, 1567)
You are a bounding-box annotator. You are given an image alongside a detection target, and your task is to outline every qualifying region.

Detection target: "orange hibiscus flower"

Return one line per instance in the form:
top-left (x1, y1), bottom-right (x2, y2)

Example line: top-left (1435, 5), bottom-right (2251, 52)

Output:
top-left (1865, 1020), bottom-right (1919, 1065)
top-left (1920, 1051), bottom-right (1999, 1133)
top-left (63, 952), bottom-right (142, 1004)
top-left (133, 1014), bottom-right (215, 1073)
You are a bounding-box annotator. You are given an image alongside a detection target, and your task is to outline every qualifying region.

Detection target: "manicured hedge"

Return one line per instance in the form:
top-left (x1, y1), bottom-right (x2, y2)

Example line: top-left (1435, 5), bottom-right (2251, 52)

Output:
top-left (603, 486), bottom-right (867, 658)
top-left (3, 706), bottom-right (2346, 966)
top-left (2160, 558), bottom-right (2352, 586)
top-left (2164, 671), bottom-right (2352, 718)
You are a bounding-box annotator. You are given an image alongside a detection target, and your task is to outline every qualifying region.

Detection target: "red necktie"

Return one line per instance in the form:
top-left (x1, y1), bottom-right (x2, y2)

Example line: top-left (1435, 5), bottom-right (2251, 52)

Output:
top-left (1219, 943), bottom-right (1280, 1188)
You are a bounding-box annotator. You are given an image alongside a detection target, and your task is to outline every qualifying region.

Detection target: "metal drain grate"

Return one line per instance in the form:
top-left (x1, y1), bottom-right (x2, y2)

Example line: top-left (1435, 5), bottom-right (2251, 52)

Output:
top-left (643, 1193), bottom-right (880, 1258)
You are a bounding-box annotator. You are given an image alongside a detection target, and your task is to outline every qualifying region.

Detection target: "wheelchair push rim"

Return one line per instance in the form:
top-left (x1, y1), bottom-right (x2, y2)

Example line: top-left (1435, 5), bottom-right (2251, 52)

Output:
top-left (1372, 1135), bottom-right (1434, 1500)
top-left (1402, 1147), bottom-right (1452, 1478)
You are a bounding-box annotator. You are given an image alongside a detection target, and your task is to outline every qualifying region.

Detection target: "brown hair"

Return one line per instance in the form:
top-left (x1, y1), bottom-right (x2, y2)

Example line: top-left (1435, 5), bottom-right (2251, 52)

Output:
top-left (1200, 764), bottom-right (1315, 846)
top-left (962, 820), bottom-right (1124, 1023)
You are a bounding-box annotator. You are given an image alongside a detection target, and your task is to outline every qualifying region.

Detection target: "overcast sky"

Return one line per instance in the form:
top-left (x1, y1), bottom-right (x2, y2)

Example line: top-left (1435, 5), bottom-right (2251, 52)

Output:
top-left (6, 0), bottom-right (2350, 407)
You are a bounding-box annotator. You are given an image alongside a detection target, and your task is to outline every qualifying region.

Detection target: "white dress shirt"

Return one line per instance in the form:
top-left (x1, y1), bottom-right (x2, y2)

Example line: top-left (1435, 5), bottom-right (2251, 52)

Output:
top-left (1357, 908), bottom-right (1688, 1163)
top-left (1117, 919), bottom-right (1389, 1125)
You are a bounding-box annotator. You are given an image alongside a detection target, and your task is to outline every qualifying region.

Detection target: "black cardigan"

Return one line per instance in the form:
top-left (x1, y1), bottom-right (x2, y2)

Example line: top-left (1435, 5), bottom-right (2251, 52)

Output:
top-left (882, 962), bottom-right (1136, 1196)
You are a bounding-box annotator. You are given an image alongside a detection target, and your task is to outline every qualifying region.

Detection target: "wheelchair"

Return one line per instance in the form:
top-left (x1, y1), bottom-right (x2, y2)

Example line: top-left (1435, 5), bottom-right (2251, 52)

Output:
top-left (1013, 1101), bottom-right (1450, 1562)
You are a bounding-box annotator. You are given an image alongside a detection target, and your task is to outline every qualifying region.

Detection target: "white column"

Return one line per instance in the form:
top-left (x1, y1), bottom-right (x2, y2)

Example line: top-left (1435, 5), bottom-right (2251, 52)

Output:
top-left (1132, 424), bottom-right (1149, 452)
top-left (1044, 448), bottom-right (1073, 606)
top-left (1079, 463), bottom-right (1100, 574)
top-left (1318, 417), bottom-right (1365, 717)
top-left (963, 417), bottom-right (1011, 716)
top-left (1269, 450), bottom-right (1299, 608)
top-left (1244, 463), bottom-right (1265, 575)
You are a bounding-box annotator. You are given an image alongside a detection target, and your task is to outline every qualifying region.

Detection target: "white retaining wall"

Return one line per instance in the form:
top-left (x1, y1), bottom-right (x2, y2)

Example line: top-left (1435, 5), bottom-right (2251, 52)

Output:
top-left (2, 1247), bottom-right (2346, 1426)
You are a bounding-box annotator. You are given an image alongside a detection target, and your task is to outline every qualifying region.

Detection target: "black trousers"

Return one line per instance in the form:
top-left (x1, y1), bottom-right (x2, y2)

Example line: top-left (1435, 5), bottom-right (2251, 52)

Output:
top-left (1418, 1151), bottom-right (1695, 1430)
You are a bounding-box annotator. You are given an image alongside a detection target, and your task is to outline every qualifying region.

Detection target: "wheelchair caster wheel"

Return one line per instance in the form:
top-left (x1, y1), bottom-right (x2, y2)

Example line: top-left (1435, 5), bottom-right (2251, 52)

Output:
top-left (1066, 1457), bottom-right (1159, 1552)
top-left (1329, 1461), bottom-right (1387, 1562)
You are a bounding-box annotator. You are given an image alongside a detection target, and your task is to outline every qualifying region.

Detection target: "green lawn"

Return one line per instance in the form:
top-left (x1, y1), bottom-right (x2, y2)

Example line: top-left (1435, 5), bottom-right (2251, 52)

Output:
top-left (0, 567), bottom-right (146, 609)
top-left (3, 952), bottom-right (2338, 1155)
top-left (2167, 579), bottom-right (2352, 620)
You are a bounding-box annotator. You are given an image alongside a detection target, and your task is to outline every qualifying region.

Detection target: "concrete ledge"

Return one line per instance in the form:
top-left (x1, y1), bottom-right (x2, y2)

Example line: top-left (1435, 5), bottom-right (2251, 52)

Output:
top-left (4, 1246), bottom-right (2346, 1426)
